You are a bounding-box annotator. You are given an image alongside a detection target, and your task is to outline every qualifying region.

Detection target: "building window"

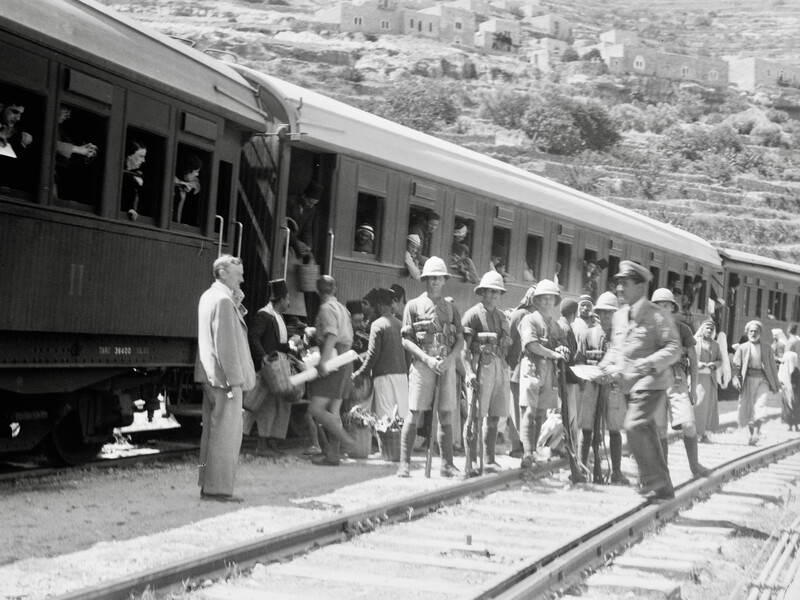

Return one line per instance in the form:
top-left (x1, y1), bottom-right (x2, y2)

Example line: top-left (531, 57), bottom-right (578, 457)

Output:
top-left (455, 21), bottom-right (462, 30)
top-left (709, 70), bottom-right (718, 80)
top-left (454, 37), bottom-right (461, 44)
top-left (634, 55), bottom-right (645, 71)
top-left (681, 65), bottom-right (690, 77)
top-left (354, 16), bottom-right (362, 26)
top-left (428, 22), bottom-right (433, 32)
top-left (381, 20), bottom-right (390, 30)
top-left (409, 18), bottom-right (414, 28)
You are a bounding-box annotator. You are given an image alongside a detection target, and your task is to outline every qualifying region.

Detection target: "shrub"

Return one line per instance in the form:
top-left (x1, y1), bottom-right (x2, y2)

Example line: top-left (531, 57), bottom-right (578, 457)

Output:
top-left (561, 47), bottom-right (580, 63)
top-left (365, 80), bottom-right (459, 131)
top-left (581, 48), bottom-right (602, 62)
top-left (752, 122), bottom-right (784, 147)
top-left (480, 87), bottom-right (530, 129)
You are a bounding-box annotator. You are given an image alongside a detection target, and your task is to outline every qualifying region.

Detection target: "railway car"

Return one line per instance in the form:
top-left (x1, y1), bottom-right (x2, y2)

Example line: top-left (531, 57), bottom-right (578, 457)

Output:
top-left (230, 64), bottom-right (724, 324)
top-left (719, 248), bottom-right (800, 347)
top-left (0, 0), bottom-right (267, 463)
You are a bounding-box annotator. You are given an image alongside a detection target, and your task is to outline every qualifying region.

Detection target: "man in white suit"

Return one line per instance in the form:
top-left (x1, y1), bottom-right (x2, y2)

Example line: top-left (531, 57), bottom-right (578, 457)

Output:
top-left (195, 255), bottom-right (256, 502)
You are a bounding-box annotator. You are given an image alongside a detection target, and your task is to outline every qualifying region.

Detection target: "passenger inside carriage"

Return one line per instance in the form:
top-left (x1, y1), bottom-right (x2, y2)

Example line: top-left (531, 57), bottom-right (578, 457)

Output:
top-left (354, 224), bottom-right (375, 253)
top-left (0, 92), bottom-right (36, 191)
top-left (55, 105), bottom-right (98, 196)
top-left (173, 151), bottom-right (203, 225)
top-left (122, 139), bottom-right (147, 220)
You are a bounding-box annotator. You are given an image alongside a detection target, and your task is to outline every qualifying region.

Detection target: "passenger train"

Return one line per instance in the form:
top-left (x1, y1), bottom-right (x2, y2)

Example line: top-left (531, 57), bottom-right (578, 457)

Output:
top-left (0, 0), bottom-right (796, 463)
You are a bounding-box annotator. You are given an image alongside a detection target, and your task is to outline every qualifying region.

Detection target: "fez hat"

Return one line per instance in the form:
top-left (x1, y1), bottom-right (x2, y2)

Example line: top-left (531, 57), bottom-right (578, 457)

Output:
top-left (269, 279), bottom-right (289, 301)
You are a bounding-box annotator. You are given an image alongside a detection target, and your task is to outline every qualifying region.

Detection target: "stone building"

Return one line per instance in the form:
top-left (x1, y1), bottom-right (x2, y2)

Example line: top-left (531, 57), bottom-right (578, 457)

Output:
top-left (411, 2), bottom-right (476, 45)
top-left (475, 18), bottom-right (521, 52)
top-left (528, 14), bottom-right (573, 41)
top-left (727, 57), bottom-right (800, 91)
top-left (606, 45), bottom-right (728, 87)
top-left (525, 36), bottom-right (568, 72)
top-left (599, 29), bottom-right (639, 46)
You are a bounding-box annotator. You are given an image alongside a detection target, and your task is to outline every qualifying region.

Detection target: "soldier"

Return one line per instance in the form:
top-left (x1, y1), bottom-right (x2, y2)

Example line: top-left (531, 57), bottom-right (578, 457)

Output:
top-left (651, 288), bottom-right (711, 478)
top-left (461, 271), bottom-right (512, 473)
top-left (506, 286), bottom-right (536, 459)
top-left (575, 291), bottom-right (629, 484)
top-left (518, 279), bottom-right (568, 468)
top-left (599, 262), bottom-right (681, 501)
top-left (397, 257), bottom-right (465, 478)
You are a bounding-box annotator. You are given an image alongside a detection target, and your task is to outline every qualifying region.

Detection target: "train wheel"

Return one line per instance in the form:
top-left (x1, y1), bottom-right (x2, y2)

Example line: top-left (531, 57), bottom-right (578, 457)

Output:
top-left (45, 411), bottom-right (104, 466)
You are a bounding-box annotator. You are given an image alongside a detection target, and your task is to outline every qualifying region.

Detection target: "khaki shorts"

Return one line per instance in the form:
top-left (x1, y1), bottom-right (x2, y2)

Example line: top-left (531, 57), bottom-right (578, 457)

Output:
top-left (578, 381), bottom-right (626, 431)
top-left (408, 358), bottom-right (457, 414)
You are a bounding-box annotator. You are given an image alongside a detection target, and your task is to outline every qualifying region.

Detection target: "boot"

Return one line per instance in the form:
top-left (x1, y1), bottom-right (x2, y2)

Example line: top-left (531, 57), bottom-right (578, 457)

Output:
top-left (609, 432), bottom-right (629, 485)
top-left (438, 422), bottom-right (455, 469)
top-left (580, 430), bottom-right (592, 468)
top-left (684, 435), bottom-right (711, 477)
top-left (483, 420), bottom-right (500, 472)
top-left (397, 418), bottom-right (416, 477)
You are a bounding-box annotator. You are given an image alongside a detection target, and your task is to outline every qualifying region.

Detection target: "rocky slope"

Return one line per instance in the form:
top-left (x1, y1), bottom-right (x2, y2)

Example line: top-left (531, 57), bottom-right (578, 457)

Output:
top-left (106, 0), bottom-right (800, 263)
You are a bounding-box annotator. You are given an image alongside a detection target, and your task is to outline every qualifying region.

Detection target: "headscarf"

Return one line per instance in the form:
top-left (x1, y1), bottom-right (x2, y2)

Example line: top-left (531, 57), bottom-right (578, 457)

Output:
top-left (695, 319), bottom-right (716, 340)
top-left (779, 350), bottom-right (798, 408)
top-left (516, 285), bottom-right (536, 310)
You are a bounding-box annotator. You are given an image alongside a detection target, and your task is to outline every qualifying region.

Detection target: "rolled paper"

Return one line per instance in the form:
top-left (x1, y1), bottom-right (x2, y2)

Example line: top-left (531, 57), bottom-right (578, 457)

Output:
top-left (290, 350), bottom-right (359, 386)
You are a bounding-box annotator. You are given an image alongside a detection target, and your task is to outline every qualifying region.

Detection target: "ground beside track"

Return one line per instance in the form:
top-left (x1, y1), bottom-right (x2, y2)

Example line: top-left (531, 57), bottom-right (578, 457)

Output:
top-left (0, 400), bottom-right (789, 600)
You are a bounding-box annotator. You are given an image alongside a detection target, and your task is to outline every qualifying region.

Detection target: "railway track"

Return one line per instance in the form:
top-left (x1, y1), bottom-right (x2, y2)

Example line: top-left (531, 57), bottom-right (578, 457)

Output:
top-left (50, 415), bottom-right (800, 600)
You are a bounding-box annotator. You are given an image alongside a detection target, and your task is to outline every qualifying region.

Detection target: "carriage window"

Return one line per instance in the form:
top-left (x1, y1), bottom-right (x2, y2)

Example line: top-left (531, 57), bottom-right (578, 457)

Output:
top-left (173, 144), bottom-right (208, 228)
top-left (743, 286), bottom-right (751, 316)
top-left (649, 266), bottom-right (661, 299)
top-left (525, 234), bottom-right (542, 284)
top-left (408, 205), bottom-right (438, 259)
top-left (0, 84), bottom-right (44, 199)
top-left (354, 192), bottom-right (381, 255)
top-left (556, 242), bottom-right (571, 290)
top-left (491, 226), bottom-right (512, 282)
top-left (793, 295), bottom-right (800, 322)
top-left (683, 275), bottom-right (695, 312)
top-left (582, 249), bottom-right (600, 298)
top-left (54, 104), bottom-right (106, 210)
top-left (755, 288), bottom-right (763, 317)
top-left (696, 279), bottom-right (707, 314)
top-left (768, 290), bottom-right (776, 319)
top-left (216, 160), bottom-right (233, 242)
top-left (452, 217), bottom-right (474, 259)
top-left (121, 127), bottom-right (164, 222)
top-left (607, 255), bottom-right (620, 291)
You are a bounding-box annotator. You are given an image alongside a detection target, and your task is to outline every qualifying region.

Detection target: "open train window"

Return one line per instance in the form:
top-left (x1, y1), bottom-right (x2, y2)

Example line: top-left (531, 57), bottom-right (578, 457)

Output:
top-left (743, 286), bottom-right (751, 316)
top-left (607, 256), bottom-right (620, 291)
top-left (491, 226), bottom-right (512, 282)
top-left (0, 84), bottom-right (43, 199)
top-left (354, 191), bottom-right (382, 256)
top-left (121, 126), bottom-right (164, 222)
top-left (683, 275), bottom-right (695, 313)
top-left (648, 266), bottom-right (661, 299)
top-left (525, 234), bottom-right (542, 284)
top-left (793, 296), bottom-right (800, 322)
top-left (755, 288), bottom-right (763, 318)
top-left (408, 205), bottom-right (438, 259)
top-left (172, 144), bottom-right (209, 229)
top-left (54, 104), bottom-right (106, 211)
top-left (556, 242), bottom-right (571, 290)
top-left (582, 249), bottom-right (600, 298)
top-left (452, 216), bottom-right (474, 258)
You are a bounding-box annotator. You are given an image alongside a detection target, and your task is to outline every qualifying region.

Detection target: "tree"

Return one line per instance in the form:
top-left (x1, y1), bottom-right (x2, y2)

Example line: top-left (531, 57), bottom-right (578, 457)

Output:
top-left (561, 47), bottom-right (580, 63)
top-left (582, 48), bottom-right (602, 62)
top-left (365, 80), bottom-right (459, 131)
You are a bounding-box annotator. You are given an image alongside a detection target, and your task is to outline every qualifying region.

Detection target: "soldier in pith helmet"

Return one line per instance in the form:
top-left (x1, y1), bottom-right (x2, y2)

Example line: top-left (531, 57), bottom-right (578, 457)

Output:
top-left (461, 271), bottom-right (512, 474)
top-left (397, 257), bottom-right (465, 478)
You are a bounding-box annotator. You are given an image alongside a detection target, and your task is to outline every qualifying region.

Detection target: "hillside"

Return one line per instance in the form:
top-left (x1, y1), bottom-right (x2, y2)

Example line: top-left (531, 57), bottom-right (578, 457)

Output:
top-left (105, 0), bottom-right (800, 263)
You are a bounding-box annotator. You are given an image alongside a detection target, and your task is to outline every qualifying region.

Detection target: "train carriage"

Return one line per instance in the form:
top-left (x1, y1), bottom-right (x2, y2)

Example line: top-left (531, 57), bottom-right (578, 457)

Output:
top-left (231, 65), bottom-right (723, 321)
top-left (0, 0), bottom-right (265, 462)
top-left (719, 248), bottom-right (800, 347)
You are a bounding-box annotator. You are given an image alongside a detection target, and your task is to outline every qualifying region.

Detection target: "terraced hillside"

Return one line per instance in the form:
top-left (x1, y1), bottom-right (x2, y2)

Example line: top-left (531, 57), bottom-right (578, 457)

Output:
top-left (109, 0), bottom-right (800, 263)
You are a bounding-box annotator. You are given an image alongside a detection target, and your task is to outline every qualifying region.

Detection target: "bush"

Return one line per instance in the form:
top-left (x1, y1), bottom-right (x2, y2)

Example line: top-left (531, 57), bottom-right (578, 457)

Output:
top-left (365, 80), bottom-right (459, 131)
top-left (561, 47), bottom-right (580, 63)
top-left (752, 122), bottom-right (784, 147)
top-left (581, 48), bottom-right (602, 62)
top-left (521, 94), bottom-right (620, 155)
top-left (480, 87), bottom-right (530, 129)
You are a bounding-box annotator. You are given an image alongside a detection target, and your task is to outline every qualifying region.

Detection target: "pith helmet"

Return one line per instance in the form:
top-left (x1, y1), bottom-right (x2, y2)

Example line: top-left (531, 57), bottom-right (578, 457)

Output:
top-left (475, 271), bottom-right (506, 294)
top-left (651, 287), bottom-right (678, 308)
top-left (421, 256), bottom-right (449, 279)
top-left (533, 279), bottom-right (560, 301)
top-left (594, 291), bottom-right (619, 311)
